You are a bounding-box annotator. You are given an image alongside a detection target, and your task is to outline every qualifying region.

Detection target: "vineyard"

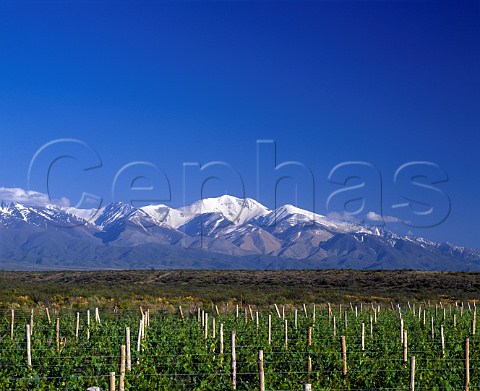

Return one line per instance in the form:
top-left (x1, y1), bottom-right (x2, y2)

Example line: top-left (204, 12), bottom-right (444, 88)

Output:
top-left (0, 301), bottom-right (479, 390)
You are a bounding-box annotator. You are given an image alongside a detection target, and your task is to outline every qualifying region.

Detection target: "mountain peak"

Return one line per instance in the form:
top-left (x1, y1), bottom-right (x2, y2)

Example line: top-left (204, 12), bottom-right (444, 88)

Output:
top-left (2, 190), bottom-right (479, 271)
top-left (180, 195), bottom-right (270, 225)
top-left (272, 204), bottom-right (327, 223)
top-left (94, 202), bottom-right (143, 227)
top-left (277, 204), bottom-right (312, 215)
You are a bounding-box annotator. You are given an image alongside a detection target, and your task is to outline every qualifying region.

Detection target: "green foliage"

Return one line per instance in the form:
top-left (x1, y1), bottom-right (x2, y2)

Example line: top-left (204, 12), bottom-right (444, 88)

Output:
top-left (0, 303), bottom-right (478, 389)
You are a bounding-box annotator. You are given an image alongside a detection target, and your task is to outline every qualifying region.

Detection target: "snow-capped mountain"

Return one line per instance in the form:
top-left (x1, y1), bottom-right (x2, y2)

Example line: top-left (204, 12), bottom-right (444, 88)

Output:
top-left (0, 201), bottom-right (93, 229)
top-left (141, 195), bottom-right (271, 228)
top-left (178, 195), bottom-right (271, 225)
top-left (0, 194), bottom-right (479, 271)
top-left (92, 202), bottom-right (186, 246)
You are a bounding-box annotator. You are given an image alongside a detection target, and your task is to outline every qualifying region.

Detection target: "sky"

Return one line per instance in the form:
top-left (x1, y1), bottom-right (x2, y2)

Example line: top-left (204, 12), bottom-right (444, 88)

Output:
top-left (0, 0), bottom-right (479, 248)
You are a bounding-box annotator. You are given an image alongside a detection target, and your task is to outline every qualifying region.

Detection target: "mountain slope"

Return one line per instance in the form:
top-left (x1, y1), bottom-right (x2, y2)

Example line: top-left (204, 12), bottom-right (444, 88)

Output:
top-left (0, 194), bottom-right (479, 271)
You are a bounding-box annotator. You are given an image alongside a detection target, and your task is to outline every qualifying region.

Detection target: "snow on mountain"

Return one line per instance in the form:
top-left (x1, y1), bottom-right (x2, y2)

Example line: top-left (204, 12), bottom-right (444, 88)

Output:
top-left (63, 206), bottom-right (99, 222)
top-left (253, 203), bottom-right (369, 235)
top-left (0, 201), bottom-right (89, 228)
top-left (140, 195), bottom-right (270, 230)
top-left (1, 192), bottom-right (479, 271)
top-left (179, 195), bottom-right (271, 225)
top-left (94, 202), bottom-right (147, 228)
top-left (93, 202), bottom-right (186, 245)
top-left (141, 204), bottom-right (194, 228)
top-left (176, 212), bottom-right (232, 237)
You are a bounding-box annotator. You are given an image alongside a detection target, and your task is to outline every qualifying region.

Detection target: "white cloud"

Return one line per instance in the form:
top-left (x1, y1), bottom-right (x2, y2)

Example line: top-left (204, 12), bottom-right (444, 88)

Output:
top-left (0, 187), bottom-right (70, 207)
top-left (366, 211), bottom-right (400, 223)
top-left (326, 211), bottom-right (360, 223)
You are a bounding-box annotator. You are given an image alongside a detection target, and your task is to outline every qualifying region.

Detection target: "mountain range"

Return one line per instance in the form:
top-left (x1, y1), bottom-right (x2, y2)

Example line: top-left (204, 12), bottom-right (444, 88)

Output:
top-left (1, 194), bottom-right (479, 271)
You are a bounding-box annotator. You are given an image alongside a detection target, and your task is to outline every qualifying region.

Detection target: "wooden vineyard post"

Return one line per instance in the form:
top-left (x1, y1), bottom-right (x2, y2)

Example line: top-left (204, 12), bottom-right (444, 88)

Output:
top-left (344, 311), bottom-right (348, 331)
top-left (304, 384), bottom-right (312, 391)
top-left (333, 315), bottom-right (336, 337)
top-left (431, 317), bottom-right (434, 339)
top-left (403, 330), bottom-right (408, 363)
top-left (30, 309), bottom-right (34, 336)
top-left (212, 317), bottom-right (216, 339)
top-left (400, 318), bottom-right (404, 345)
top-left (256, 311), bottom-right (259, 329)
top-left (109, 372), bottom-right (115, 391)
top-left (26, 324), bottom-right (32, 367)
top-left (410, 356), bottom-right (415, 391)
top-left (231, 331), bottom-right (237, 390)
top-left (126, 327), bottom-right (131, 371)
top-left (45, 307), bottom-right (51, 324)
top-left (370, 315), bottom-right (373, 337)
top-left (87, 310), bottom-right (90, 341)
top-left (295, 309), bottom-right (298, 329)
top-left (220, 323), bottom-right (224, 355)
top-left (258, 349), bottom-right (265, 391)
top-left (95, 307), bottom-right (100, 324)
top-left (137, 318), bottom-right (142, 352)
top-left (361, 323), bottom-right (365, 351)
top-left (473, 310), bottom-right (476, 336)
top-left (268, 315), bottom-right (272, 345)
top-left (303, 303), bottom-right (308, 317)
top-left (465, 338), bottom-right (470, 391)
top-left (75, 312), bottom-right (80, 340)
top-left (274, 304), bottom-right (281, 318)
top-left (307, 327), bottom-right (312, 347)
top-left (440, 324), bottom-right (445, 358)
top-left (10, 309), bottom-right (14, 341)
top-left (179, 306), bottom-right (184, 320)
top-left (341, 335), bottom-right (347, 377)
top-left (204, 312), bottom-right (208, 339)
top-left (56, 317), bottom-right (60, 352)
top-left (119, 345), bottom-right (126, 391)
top-left (284, 319), bottom-right (288, 350)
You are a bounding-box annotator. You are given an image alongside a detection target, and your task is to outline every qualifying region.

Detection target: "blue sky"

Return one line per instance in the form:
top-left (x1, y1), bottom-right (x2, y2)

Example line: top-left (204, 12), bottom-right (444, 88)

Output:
top-left (0, 0), bottom-right (479, 248)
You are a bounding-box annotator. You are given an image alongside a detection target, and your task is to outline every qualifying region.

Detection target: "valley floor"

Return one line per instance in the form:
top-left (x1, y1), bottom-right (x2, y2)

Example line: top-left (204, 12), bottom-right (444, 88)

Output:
top-left (0, 269), bottom-right (479, 307)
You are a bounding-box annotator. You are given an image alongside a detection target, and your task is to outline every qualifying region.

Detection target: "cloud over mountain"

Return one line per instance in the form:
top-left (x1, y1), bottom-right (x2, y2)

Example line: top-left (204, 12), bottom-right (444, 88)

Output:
top-left (0, 187), bottom-right (70, 207)
top-left (366, 211), bottom-right (401, 223)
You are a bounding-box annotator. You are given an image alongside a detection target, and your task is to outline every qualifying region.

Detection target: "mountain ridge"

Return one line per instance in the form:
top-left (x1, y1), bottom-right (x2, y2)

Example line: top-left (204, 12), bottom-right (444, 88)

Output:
top-left (0, 194), bottom-right (479, 271)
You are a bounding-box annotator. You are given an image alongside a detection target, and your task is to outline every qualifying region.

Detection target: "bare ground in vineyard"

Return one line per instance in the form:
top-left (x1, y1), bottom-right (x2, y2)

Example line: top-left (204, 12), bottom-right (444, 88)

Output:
top-left (0, 269), bottom-right (479, 306)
